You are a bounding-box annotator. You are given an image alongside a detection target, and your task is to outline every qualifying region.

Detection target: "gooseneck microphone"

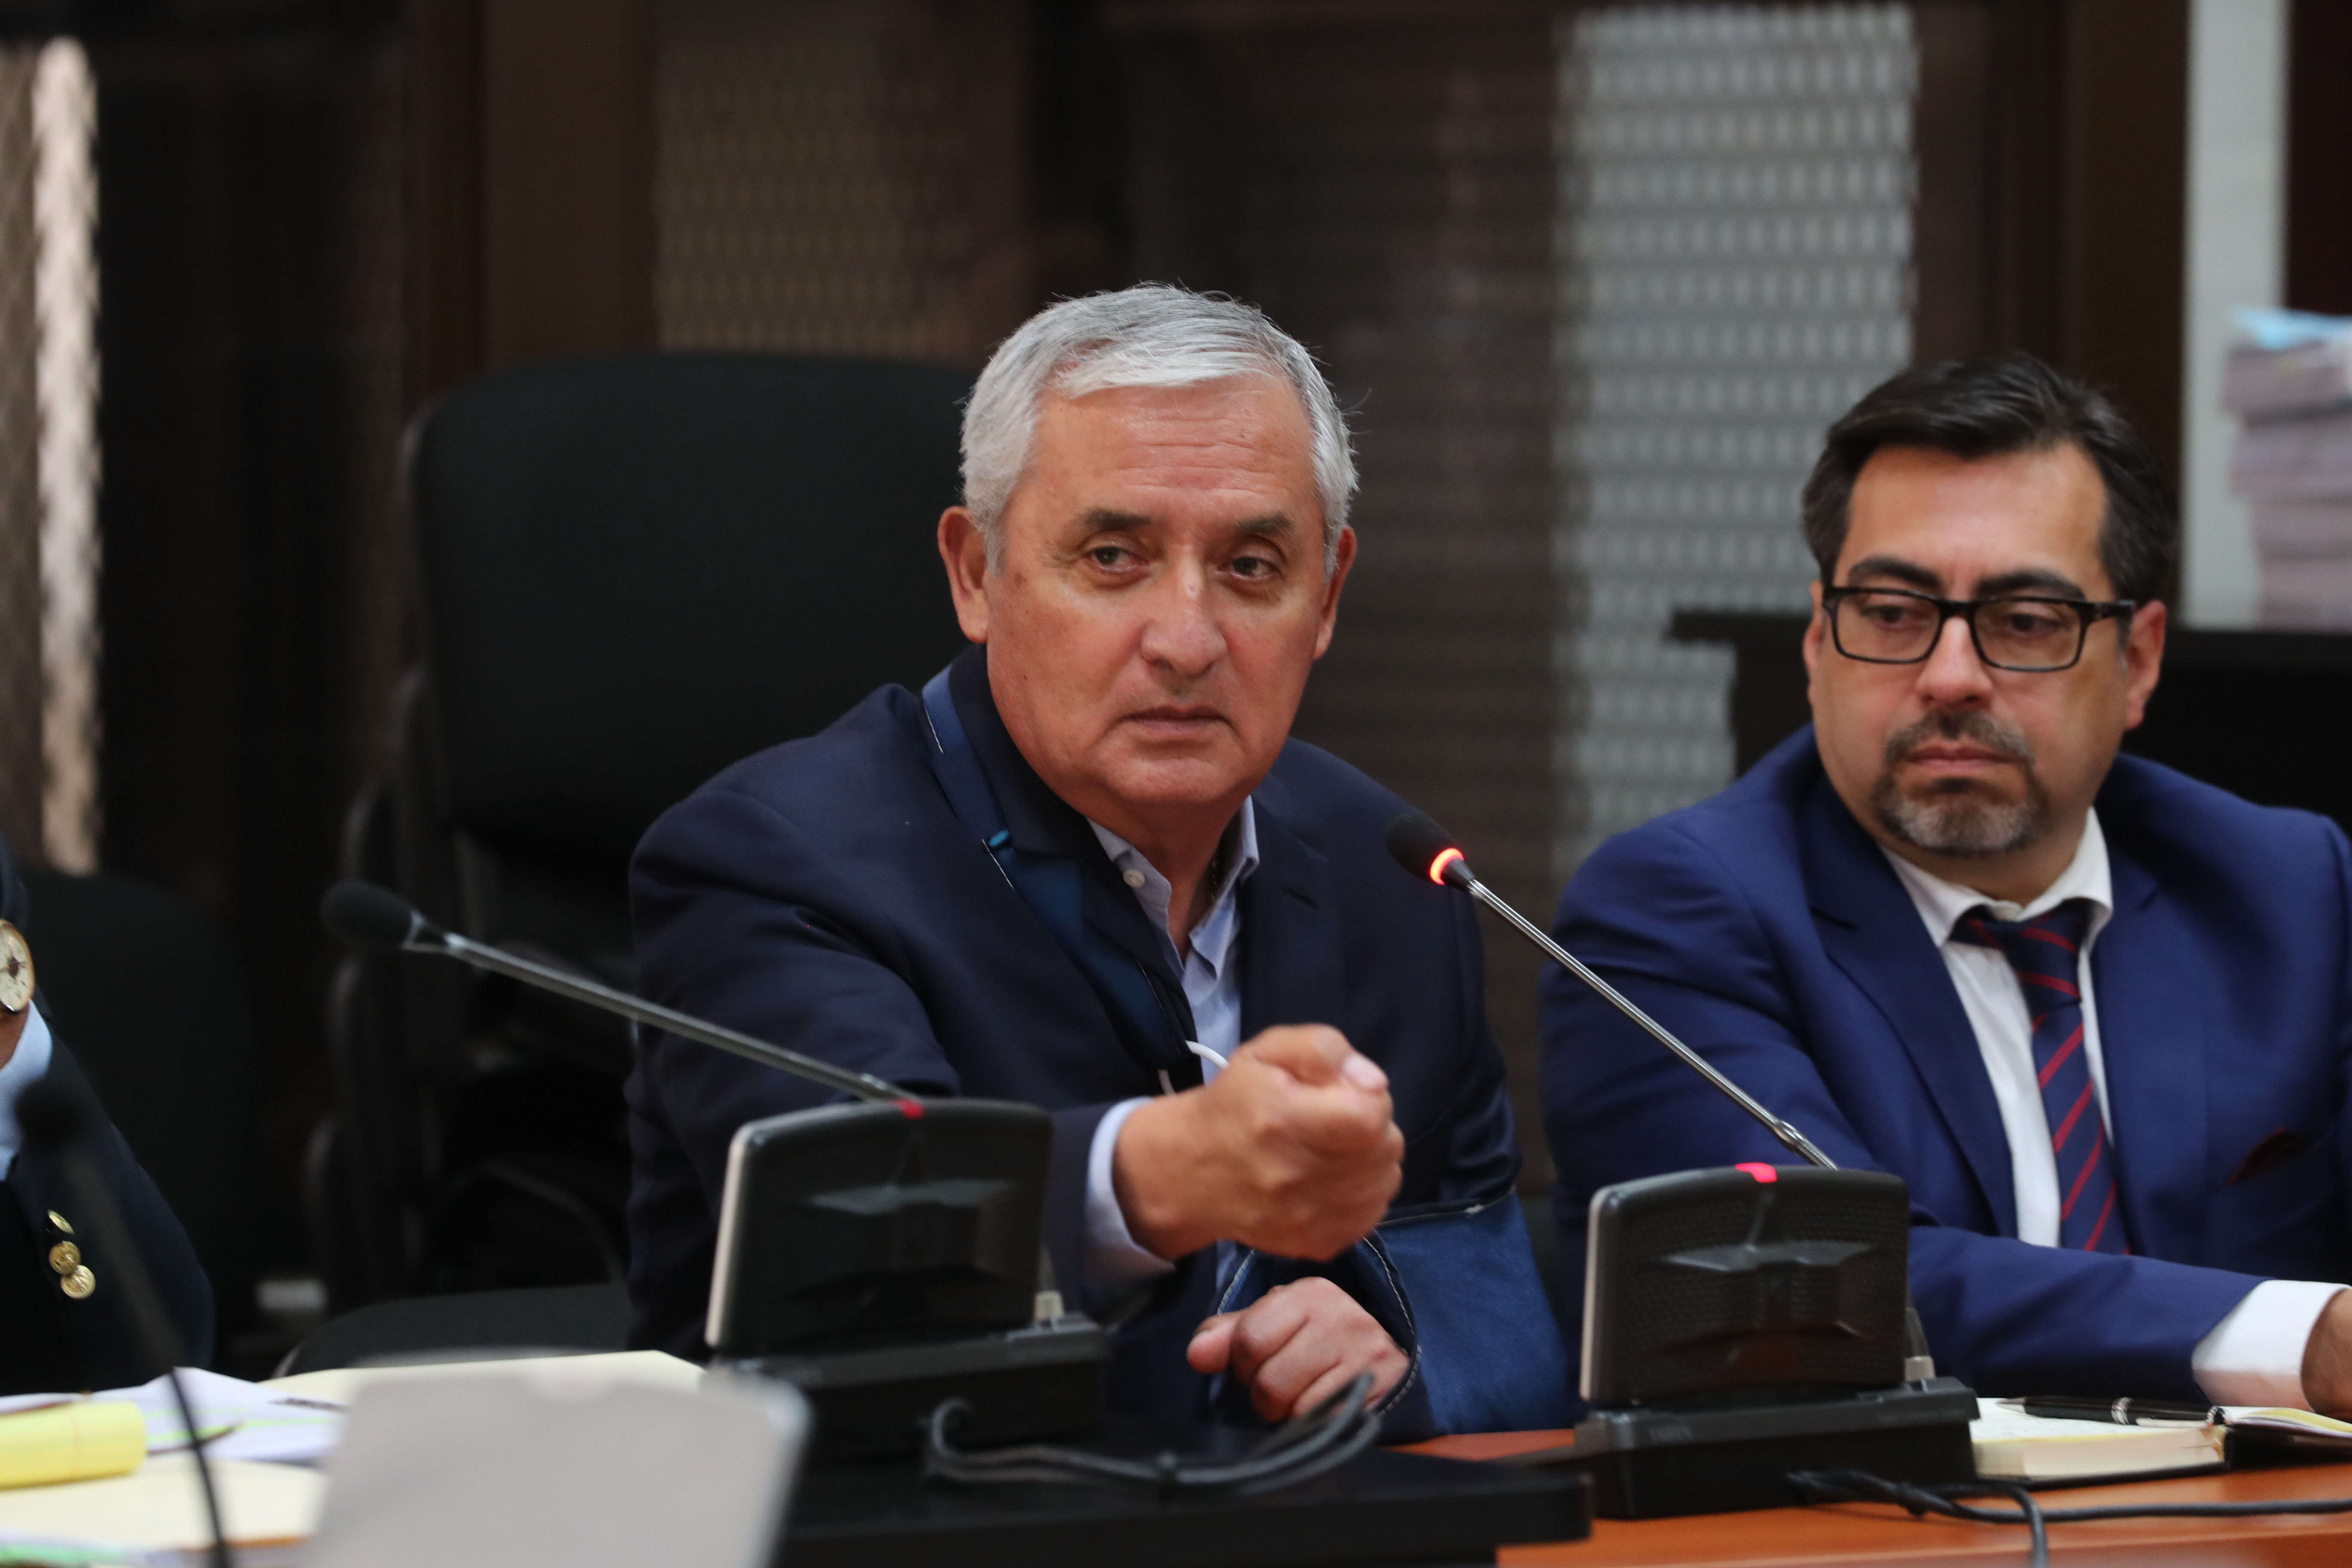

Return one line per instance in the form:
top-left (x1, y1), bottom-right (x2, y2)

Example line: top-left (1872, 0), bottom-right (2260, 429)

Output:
top-left (1385, 811), bottom-right (1836, 1170)
top-left (1387, 809), bottom-right (1936, 1381)
top-left (319, 881), bottom-right (908, 1106)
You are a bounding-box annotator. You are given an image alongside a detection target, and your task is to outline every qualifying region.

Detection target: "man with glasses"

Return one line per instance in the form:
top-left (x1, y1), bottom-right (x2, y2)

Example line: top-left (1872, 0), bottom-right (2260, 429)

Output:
top-left (1541, 352), bottom-right (2352, 1412)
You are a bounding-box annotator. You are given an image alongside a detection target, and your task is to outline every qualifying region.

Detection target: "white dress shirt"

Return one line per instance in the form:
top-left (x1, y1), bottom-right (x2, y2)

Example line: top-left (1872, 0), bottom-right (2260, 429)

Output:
top-left (0, 1005), bottom-right (56, 1181)
top-left (1885, 811), bottom-right (2343, 1407)
top-left (1078, 803), bottom-right (1260, 1288)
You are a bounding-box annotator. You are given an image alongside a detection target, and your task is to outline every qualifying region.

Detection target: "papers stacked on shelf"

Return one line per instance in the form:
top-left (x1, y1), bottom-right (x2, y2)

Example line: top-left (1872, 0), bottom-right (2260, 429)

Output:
top-left (2225, 309), bottom-right (2352, 627)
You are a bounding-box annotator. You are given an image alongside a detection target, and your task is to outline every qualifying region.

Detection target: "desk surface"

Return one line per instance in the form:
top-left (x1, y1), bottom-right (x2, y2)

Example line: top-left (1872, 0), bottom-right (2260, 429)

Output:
top-left (1410, 1430), bottom-right (2352, 1565)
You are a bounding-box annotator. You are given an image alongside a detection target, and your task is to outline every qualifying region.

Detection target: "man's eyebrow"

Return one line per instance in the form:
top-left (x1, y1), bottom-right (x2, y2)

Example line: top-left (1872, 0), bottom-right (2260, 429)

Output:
top-left (1839, 555), bottom-right (1942, 591)
top-left (1974, 567), bottom-right (2092, 600)
top-left (1234, 514), bottom-right (1296, 539)
top-left (1074, 507), bottom-right (1153, 534)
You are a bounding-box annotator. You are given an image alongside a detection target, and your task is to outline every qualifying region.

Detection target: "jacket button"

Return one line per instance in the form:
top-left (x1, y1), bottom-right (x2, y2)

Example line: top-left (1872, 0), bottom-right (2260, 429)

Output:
top-left (58, 1265), bottom-right (94, 1300)
top-left (47, 1240), bottom-right (77, 1275)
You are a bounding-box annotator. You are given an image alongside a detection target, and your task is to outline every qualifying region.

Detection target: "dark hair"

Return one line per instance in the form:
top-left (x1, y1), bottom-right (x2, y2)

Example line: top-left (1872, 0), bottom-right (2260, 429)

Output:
top-left (1799, 352), bottom-right (2178, 606)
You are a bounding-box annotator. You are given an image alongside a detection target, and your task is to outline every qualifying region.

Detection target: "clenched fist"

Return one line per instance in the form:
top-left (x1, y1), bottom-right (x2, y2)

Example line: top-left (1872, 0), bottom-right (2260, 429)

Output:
top-left (1112, 1023), bottom-right (1403, 1262)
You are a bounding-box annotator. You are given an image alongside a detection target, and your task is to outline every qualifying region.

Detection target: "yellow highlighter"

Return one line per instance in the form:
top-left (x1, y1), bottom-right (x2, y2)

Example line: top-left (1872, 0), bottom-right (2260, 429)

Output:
top-left (0, 1400), bottom-right (146, 1489)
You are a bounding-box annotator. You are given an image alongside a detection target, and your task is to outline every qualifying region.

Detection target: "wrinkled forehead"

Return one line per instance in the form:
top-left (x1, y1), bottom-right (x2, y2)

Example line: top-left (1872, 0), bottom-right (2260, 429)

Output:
top-left (1839, 441), bottom-right (2111, 597)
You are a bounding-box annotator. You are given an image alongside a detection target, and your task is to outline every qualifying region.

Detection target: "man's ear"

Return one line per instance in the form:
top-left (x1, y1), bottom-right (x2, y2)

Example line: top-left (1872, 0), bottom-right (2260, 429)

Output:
top-left (1311, 526), bottom-right (1357, 660)
top-left (2120, 598), bottom-right (2166, 731)
top-left (938, 506), bottom-right (991, 643)
top-left (1801, 579), bottom-right (1827, 711)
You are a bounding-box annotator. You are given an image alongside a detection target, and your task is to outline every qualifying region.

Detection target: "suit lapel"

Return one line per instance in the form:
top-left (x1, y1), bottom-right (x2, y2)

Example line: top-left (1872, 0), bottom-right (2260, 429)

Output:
top-left (1802, 778), bottom-right (2018, 1236)
top-left (943, 648), bottom-right (1197, 1080)
top-left (1237, 777), bottom-right (1346, 1036)
top-left (2089, 844), bottom-right (2208, 1261)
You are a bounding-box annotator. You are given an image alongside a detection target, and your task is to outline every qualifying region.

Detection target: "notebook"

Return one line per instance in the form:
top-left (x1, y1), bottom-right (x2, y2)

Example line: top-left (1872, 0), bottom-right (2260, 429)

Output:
top-left (1970, 1399), bottom-right (2226, 1482)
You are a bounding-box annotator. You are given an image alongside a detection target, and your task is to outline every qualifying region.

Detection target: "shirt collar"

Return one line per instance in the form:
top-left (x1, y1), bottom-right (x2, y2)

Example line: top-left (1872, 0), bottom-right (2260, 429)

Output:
top-left (1088, 801), bottom-right (1261, 971)
top-left (1882, 808), bottom-right (2114, 943)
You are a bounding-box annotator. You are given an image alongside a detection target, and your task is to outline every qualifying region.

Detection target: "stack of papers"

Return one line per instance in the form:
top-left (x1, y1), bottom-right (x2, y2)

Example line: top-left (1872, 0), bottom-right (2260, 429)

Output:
top-left (2223, 308), bottom-right (2352, 626)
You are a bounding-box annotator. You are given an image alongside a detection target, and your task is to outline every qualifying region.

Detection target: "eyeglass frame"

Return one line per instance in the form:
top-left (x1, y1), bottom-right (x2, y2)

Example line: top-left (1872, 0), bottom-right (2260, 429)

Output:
top-left (1819, 585), bottom-right (2137, 673)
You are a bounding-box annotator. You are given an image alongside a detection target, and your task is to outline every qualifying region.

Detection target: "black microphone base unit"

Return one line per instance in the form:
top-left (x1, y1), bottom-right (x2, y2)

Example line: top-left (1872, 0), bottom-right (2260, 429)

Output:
top-left (1512, 1378), bottom-right (1980, 1519)
top-left (719, 1317), bottom-right (1110, 1461)
top-left (784, 1423), bottom-right (1591, 1568)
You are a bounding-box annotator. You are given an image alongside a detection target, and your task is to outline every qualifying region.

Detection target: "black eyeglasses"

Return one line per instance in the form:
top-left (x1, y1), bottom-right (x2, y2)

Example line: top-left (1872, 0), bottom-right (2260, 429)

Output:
top-left (1822, 586), bottom-right (2135, 673)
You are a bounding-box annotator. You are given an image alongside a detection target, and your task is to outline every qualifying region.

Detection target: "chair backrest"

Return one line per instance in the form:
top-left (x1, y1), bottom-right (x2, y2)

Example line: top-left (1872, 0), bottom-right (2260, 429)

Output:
top-left (411, 349), bottom-right (973, 870)
top-left (312, 352), bottom-right (972, 1308)
top-left (21, 867), bottom-right (265, 1337)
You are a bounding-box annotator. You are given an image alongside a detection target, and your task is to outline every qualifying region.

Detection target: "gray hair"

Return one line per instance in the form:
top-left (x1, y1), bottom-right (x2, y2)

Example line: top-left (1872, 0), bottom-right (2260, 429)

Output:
top-left (961, 284), bottom-right (1356, 573)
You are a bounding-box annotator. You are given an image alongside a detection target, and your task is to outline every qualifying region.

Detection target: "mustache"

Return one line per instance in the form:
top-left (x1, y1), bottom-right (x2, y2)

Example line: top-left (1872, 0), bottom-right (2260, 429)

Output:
top-left (1881, 710), bottom-right (2036, 769)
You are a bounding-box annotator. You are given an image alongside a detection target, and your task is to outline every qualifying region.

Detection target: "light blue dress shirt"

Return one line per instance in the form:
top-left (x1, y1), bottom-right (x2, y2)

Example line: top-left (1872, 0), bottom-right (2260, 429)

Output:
top-left (1081, 801), bottom-right (1260, 1287)
top-left (0, 1005), bottom-right (56, 1180)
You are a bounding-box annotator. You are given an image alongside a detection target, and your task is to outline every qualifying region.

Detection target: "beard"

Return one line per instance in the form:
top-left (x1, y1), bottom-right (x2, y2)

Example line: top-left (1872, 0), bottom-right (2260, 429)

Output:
top-left (1868, 710), bottom-right (2051, 858)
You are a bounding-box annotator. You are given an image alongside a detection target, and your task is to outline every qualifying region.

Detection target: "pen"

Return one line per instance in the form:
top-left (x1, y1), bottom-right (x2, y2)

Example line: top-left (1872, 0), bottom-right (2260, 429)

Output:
top-left (2009, 1396), bottom-right (2219, 1427)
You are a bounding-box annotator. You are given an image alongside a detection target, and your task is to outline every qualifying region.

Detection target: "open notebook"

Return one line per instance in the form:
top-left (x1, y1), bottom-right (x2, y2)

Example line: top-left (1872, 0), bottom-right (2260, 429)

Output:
top-left (1972, 1399), bottom-right (2352, 1483)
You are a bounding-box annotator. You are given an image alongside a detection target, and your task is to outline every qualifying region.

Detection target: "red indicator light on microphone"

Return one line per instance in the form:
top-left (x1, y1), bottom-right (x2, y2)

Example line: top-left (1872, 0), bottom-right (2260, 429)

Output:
top-left (896, 1098), bottom-right (925, 1119)
top-left (1427, 848), bottom-right (1465, 886)
top-left (1735, 1162), bottom-right (1778, 1183)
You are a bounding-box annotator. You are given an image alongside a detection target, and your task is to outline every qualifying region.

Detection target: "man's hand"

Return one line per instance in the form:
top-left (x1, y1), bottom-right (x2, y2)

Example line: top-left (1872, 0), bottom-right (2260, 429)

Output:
top-left (2303, 1290), bottom-right (2352, 1417)
top-left (1112, 1024), bottom-right (1403, 1262)
top-left (1187, 1277), bottom-right (1409, 1423)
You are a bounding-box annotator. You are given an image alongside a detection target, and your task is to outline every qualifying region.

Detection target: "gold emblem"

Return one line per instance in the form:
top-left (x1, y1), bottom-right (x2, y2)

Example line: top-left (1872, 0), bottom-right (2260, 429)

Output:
top-left (58, 1265), bottom-right (93, 1300)
top-left (0, 923), bottom-right (29, 1015)
top-left (45, 1212), bottom-right (71, 1236)
top-left (46, 1241), bottom-right (77, 1274)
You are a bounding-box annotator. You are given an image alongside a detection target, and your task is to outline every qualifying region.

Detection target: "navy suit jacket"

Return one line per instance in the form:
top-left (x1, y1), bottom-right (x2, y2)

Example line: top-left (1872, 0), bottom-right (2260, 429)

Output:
top-left (1542, 727), bottom-right (2352, 1401)
top-left (0, 832), bottom-right (212, 1393)
top-left (626, 647), bottom-right (1522, 1421)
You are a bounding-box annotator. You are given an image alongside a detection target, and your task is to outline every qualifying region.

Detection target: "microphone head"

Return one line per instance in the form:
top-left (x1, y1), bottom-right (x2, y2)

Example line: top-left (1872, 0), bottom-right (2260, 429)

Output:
top-left (321, 880), bottom-right (427, 952)
top-left (1385, 810), bottom-right (1471, 888)
top-left (15, 1075), bottom-right (89, 1154)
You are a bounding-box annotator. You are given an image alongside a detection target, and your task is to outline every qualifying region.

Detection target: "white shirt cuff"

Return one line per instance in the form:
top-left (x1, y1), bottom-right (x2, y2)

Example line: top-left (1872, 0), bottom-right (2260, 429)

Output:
top-left (1084, 1097), bottom-right (1176, 1289)
top-left (2192, 1279), bottom-right (2348, 1409)
top-left (0, 1007), bottom-right (57, 1182)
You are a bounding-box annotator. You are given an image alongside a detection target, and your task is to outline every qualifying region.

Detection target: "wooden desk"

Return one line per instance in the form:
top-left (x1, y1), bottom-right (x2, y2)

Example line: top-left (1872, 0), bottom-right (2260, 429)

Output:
top-left (1409, 1431), bottom-right (2352, 1565)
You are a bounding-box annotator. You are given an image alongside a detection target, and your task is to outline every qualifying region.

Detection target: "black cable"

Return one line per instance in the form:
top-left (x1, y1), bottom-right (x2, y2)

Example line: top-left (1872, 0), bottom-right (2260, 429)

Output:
top-left (923, 1372), bottom-right (1384, 1497)
top-left (1792, 1467), bottom-right (2352, 1568)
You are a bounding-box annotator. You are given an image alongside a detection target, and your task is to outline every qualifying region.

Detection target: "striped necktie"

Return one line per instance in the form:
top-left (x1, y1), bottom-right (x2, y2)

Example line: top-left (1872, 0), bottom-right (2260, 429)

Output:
top-left (1954, 898), bottom-right (2130, 1255)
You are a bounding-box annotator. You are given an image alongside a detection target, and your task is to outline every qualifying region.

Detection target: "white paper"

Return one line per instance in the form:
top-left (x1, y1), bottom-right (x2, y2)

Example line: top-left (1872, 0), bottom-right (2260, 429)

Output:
top-left (94, 1367), bottom-right (345, 1465)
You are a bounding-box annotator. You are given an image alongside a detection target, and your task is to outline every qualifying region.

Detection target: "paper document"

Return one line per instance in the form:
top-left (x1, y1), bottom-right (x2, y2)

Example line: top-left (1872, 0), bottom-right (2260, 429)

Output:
top-left (96, 1368), bottom-right (346, 1465)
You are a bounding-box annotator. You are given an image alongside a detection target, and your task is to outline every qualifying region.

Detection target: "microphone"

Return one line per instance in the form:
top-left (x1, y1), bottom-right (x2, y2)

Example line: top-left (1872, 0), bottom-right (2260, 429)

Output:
top-left (1386, 811), bottom-right (1834, 1170)
top-left (319, 881), bottom-right (909, 1107)
top-left (18, 1077), bottom-right (231, 1568)
top-left (1387, 809), bottom-right (1936, 1380)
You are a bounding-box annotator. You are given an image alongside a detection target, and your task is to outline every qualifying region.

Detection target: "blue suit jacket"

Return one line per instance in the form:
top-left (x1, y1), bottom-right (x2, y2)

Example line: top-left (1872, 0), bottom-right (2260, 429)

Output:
top-left (626, 647), bottom-right (1524, 1422)
top-left (1542, 727), bottom-right (2352, 1401)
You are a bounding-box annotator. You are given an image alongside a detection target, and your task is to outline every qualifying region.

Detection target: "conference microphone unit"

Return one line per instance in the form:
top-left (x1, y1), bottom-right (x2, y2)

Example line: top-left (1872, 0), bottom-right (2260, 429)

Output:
top-left (319, 880), bottom-right (1108, 1459)
top-left (1383, 812), bottom-right (1977, 1518)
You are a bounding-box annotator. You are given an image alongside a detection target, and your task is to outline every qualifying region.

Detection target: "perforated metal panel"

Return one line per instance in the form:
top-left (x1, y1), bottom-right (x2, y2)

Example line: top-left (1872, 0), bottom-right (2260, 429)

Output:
top-left (1556, 6), bottom-right (1914, 874)
top-left (654, 0), bottom-right (1000, 361)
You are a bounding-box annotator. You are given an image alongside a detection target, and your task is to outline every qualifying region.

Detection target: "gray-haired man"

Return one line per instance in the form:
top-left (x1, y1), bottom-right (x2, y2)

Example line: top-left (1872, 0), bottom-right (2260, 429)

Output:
top-left (625, 285), bottom-right (1562, 1434)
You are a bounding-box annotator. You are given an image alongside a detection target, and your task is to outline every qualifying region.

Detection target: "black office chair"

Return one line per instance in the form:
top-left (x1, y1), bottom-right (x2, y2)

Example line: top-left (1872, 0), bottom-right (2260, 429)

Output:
top-left (274, 1282), bottom-right (631, 1376)
top-left (20, 867), bottom-right (267, 1344)
top-left (309, 351), bottom-right (972, 1311)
